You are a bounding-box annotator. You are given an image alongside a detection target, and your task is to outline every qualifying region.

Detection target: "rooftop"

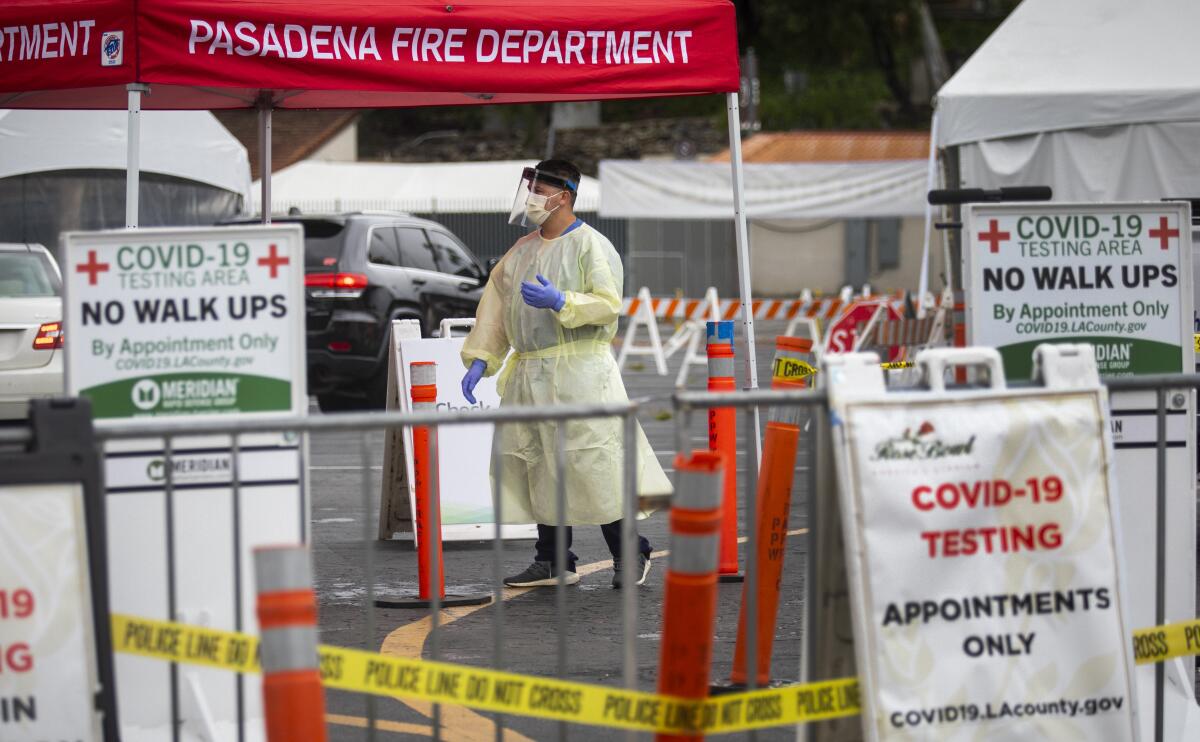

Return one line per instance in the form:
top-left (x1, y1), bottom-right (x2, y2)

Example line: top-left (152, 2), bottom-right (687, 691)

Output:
top-left (710, 131), bottom-right (930, 163)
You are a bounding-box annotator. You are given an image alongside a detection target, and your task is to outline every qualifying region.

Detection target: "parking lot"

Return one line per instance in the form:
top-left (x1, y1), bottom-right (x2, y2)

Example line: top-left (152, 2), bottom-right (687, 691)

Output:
top-left (310, 321), bottom-right (813, 740)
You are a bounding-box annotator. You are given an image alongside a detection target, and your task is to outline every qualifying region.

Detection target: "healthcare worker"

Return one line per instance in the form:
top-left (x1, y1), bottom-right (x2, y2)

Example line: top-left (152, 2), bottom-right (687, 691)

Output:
top-left (461, 159), bottom-right (672, 588)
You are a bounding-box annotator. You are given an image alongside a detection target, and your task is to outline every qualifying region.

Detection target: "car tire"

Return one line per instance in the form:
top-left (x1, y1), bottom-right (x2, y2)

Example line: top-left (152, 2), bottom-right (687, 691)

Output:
top-left (367, 365), bottom-right (391, 409)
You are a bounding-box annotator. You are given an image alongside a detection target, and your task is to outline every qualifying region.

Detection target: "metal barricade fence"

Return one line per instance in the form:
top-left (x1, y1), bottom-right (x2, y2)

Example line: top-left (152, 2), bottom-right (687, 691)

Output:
top-left (90, 400), bottom-right (647, 742)
top-left (5, 369), bottom-right (1195, 740)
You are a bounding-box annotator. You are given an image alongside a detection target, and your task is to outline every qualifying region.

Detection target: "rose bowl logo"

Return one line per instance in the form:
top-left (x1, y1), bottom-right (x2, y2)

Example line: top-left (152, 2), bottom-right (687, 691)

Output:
top-left (871, 420), bottom-right (975, 461)
top-left (101, 31), bottom-right (124, 67)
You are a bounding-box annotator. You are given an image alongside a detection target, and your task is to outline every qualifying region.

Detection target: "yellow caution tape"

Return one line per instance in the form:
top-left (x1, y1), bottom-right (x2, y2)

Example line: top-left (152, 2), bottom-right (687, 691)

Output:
top-left (772, 358), bottom-right (914, 382)
top-left (113, 612), bottom-right (1200, 733)
top-left (1193, 334), bottom-right (1200, 353)
top-left (772, 356), bottom-right (818, 383)
top-left (111, 614), bottom-right (860, 734)
top-left (1131, 618), bottom-right (1200, 665)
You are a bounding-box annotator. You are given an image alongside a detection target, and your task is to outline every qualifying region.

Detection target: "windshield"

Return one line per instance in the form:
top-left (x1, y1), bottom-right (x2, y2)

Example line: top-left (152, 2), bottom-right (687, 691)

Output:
top-left (0, 252), bottom-right (60, 297)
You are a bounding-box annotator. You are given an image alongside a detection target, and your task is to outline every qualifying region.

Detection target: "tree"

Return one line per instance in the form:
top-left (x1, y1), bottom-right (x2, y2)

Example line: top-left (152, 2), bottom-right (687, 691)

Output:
top-left (735, 0), bottom-right (1018, 130)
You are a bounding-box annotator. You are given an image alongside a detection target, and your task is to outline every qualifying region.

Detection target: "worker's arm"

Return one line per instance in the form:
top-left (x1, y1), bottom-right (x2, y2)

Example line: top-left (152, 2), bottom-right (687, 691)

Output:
top-left (557, 238), bottom-right (622, 329)
top-left (461, 258), bottom-right (510, 376)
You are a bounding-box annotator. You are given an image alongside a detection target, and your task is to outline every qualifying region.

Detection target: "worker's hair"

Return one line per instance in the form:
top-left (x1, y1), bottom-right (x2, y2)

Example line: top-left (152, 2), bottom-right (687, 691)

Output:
top-left (534, 159), bottom-right (581, 205)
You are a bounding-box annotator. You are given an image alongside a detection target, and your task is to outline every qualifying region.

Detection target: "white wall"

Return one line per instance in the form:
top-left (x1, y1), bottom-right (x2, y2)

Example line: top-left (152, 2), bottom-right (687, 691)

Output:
top-left (310, 121), bottom-right (358, 162)
top-left (749, 216), bottom-right (940, 297)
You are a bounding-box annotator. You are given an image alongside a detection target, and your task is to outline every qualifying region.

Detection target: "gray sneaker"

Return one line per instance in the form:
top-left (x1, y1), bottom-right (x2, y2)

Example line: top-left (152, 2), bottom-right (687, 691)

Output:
top-left (504, 560), bottom-right (579, 587)
top-left (612, 553), bottom-right (651, 588)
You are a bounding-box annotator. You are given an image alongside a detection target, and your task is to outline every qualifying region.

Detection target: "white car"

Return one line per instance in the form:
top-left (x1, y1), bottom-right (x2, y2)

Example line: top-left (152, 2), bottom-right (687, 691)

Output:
top-left (0, 244), bottom-right (64, 420)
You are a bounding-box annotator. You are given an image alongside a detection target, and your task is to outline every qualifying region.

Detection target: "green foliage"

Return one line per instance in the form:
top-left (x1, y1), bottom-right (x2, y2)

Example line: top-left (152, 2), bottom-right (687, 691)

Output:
top-left (760, 70), bottom-right (891, 130)
top-left (739, 0), bottom-right (1019, 130)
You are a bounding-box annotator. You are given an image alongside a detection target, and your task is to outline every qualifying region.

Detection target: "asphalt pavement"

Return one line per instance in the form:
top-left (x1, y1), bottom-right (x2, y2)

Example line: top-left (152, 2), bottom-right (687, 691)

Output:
top-left (309, 319), bottom-right (816, 741)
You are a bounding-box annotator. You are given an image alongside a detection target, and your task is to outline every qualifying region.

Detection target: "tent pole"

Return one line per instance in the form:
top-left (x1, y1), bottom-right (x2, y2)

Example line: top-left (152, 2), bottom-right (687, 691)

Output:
top-left (258, 100), bottom-right (272, 224)
top-left (726, 92), bottom-right (763, 466)
top-left (125, 84), bottom-right (149, 229)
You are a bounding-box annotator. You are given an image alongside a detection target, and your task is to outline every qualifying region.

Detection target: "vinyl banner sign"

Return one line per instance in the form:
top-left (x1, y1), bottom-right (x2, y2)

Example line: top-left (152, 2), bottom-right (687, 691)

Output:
top-left (829, 350), bottom-right (1138, 741)
top-left (965, 202), bottom-right (1192, 379)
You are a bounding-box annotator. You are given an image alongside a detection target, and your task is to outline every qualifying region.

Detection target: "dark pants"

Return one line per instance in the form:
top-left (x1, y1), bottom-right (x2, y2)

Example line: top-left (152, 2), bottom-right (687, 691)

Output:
top-left (534, 520), bottom-right (651, 569)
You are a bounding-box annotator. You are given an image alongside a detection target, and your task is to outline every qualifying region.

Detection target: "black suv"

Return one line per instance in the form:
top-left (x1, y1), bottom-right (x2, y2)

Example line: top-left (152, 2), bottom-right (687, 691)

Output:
top-left (243, 213), bottom-right (487, 411)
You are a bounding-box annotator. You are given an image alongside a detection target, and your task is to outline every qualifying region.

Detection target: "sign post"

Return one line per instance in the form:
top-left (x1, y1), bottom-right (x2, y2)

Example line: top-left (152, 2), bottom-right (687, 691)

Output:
top-left (63, 225), bottom-right (308, 739)
top-left (827, 346), bottom-right (1140, 742)
top-left (964, 202), bottom-right (1196, 742)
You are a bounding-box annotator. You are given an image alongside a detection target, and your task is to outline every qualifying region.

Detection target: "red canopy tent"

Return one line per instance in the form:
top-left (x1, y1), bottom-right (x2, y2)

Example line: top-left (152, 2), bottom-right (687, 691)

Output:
top-left (0, 0), bottom-right (762, 396)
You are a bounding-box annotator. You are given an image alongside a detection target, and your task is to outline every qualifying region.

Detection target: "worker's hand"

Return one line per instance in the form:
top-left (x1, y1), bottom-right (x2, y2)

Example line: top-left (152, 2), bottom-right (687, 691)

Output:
top-left (461, 359), bottom-right (486, 404)
top-left (520, 274), bottom-right (566, 311)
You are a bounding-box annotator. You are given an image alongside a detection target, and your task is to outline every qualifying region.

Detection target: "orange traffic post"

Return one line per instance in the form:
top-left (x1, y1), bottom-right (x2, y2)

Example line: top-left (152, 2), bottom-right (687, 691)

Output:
top-left (657, 451), bottom-right (726, 742)
top-left (254, 545), bottom-right (327, 742)
top-left (706, 320), bottom-right (741, 582)
top-left (730, 336), bottom-right (815, 686)
top-left (374, 362), bottom-right (490, 609)
top-left (411, 361), bottom-right (445, 601)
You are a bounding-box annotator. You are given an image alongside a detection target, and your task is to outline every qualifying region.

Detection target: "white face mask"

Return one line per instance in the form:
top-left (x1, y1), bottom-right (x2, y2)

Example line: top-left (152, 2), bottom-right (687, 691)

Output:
top-left (525, 190), bottom-right (563, 226)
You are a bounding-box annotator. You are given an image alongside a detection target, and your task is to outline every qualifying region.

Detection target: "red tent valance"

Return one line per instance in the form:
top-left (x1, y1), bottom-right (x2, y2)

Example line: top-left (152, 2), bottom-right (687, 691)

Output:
top-left (0, 0), bottom-right (739, 109)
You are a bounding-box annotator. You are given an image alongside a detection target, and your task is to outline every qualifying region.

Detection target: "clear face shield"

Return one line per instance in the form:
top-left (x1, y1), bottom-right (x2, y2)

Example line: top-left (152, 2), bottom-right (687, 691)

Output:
top-left (508, 166), bottom-right (577, 227)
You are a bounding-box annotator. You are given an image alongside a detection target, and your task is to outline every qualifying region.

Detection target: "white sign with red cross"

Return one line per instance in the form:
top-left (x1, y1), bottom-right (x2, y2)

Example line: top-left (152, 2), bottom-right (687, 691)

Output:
top-left (964, 202), bottom-right (1191, 380)
top-left (826, 300), bottom-right (904, 361)
top-left (63, 226), bottom-right (309, 739)
top-left (964, 202), bottom-right (1195, 742)
top-left (63, 225), bottom-right (307, 423)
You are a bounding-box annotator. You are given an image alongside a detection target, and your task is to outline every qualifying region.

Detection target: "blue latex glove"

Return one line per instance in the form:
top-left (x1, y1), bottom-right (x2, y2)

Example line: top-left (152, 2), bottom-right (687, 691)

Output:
top-left (520, 274), bottom-right (566, 311)
top-left (461, 359), bottom-right (486, 404)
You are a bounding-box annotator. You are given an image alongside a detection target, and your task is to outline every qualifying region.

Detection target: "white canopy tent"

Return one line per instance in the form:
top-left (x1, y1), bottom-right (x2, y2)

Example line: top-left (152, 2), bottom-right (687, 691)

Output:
top-left (599, 160), bottom-right (927, 219)
top-left (0, 109), bottom-right (251, 200)
top-left (0, 109), bottom-right (251, 252)
top-left (254, 159), bottom-right (600, 215)
top-left (935, 0), bottom-right (1200, 201)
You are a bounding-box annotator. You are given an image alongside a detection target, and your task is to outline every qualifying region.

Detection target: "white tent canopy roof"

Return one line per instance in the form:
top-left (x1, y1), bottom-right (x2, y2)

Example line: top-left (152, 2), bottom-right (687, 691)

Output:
top-left (936, 0), bottom-right (1200, 147)
top-left (255, 160), bottom-right (600, 215)
top-left (599, 159), bottom-right (927, 219)
top-left (0, 109), bottom-right (250, 198)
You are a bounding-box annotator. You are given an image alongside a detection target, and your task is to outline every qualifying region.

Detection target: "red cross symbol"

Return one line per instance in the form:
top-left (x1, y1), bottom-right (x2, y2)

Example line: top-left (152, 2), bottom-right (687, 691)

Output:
top-left (978, 219), bottom-right (1010, 253)
top-left (1148, 216), bottom-right (1179, 250)
top-left (76, 250), bottom-right (110, 285)
top-left (257, 243), bottom-right (289, 278)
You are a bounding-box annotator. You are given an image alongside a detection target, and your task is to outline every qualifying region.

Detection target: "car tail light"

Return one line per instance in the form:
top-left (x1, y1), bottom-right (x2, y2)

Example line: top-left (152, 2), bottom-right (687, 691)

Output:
top-left (32, 322), bottom-right (63, 350)
top-left (327, 341), bottom-right (352, 353)
top-left (305, 272), bottom-right (368, 298)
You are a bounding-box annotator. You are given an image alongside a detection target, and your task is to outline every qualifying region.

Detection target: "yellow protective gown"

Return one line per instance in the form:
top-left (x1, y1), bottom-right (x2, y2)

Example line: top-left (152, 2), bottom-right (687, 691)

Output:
top-left (462, 222), bottom-right (673, 525)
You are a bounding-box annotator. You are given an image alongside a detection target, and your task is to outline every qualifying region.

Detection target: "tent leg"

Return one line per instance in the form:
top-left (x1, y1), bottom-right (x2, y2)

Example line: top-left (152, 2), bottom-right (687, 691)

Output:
top-left (125, 84), bottom-right (149, 229)
top-left (917, 112), bottom-right (940, 318)
top-left (259, 102), bottom-right (272, 224)
top-left (726, 92), bottom-right (762, 466)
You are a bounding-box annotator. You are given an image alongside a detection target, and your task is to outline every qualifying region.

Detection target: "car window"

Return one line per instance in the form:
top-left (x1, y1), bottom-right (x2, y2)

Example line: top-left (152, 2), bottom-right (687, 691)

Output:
top-left (368, 227), bottom-right (401, 267)
top-left (397, 227), bottom-right (438, 272)
top-left (426, 231), bottom-right (481, 279)
top-left (299, 219), bottom-right (348, 269)
top-left (0, 253), bottom-right (60, 297)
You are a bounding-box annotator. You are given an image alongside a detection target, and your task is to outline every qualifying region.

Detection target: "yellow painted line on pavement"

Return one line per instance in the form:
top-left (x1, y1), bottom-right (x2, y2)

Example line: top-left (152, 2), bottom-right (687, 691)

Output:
top-left (325, 713), bottom-right (429, 736)
top-left (376, 527), bottom-right (809, 737)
